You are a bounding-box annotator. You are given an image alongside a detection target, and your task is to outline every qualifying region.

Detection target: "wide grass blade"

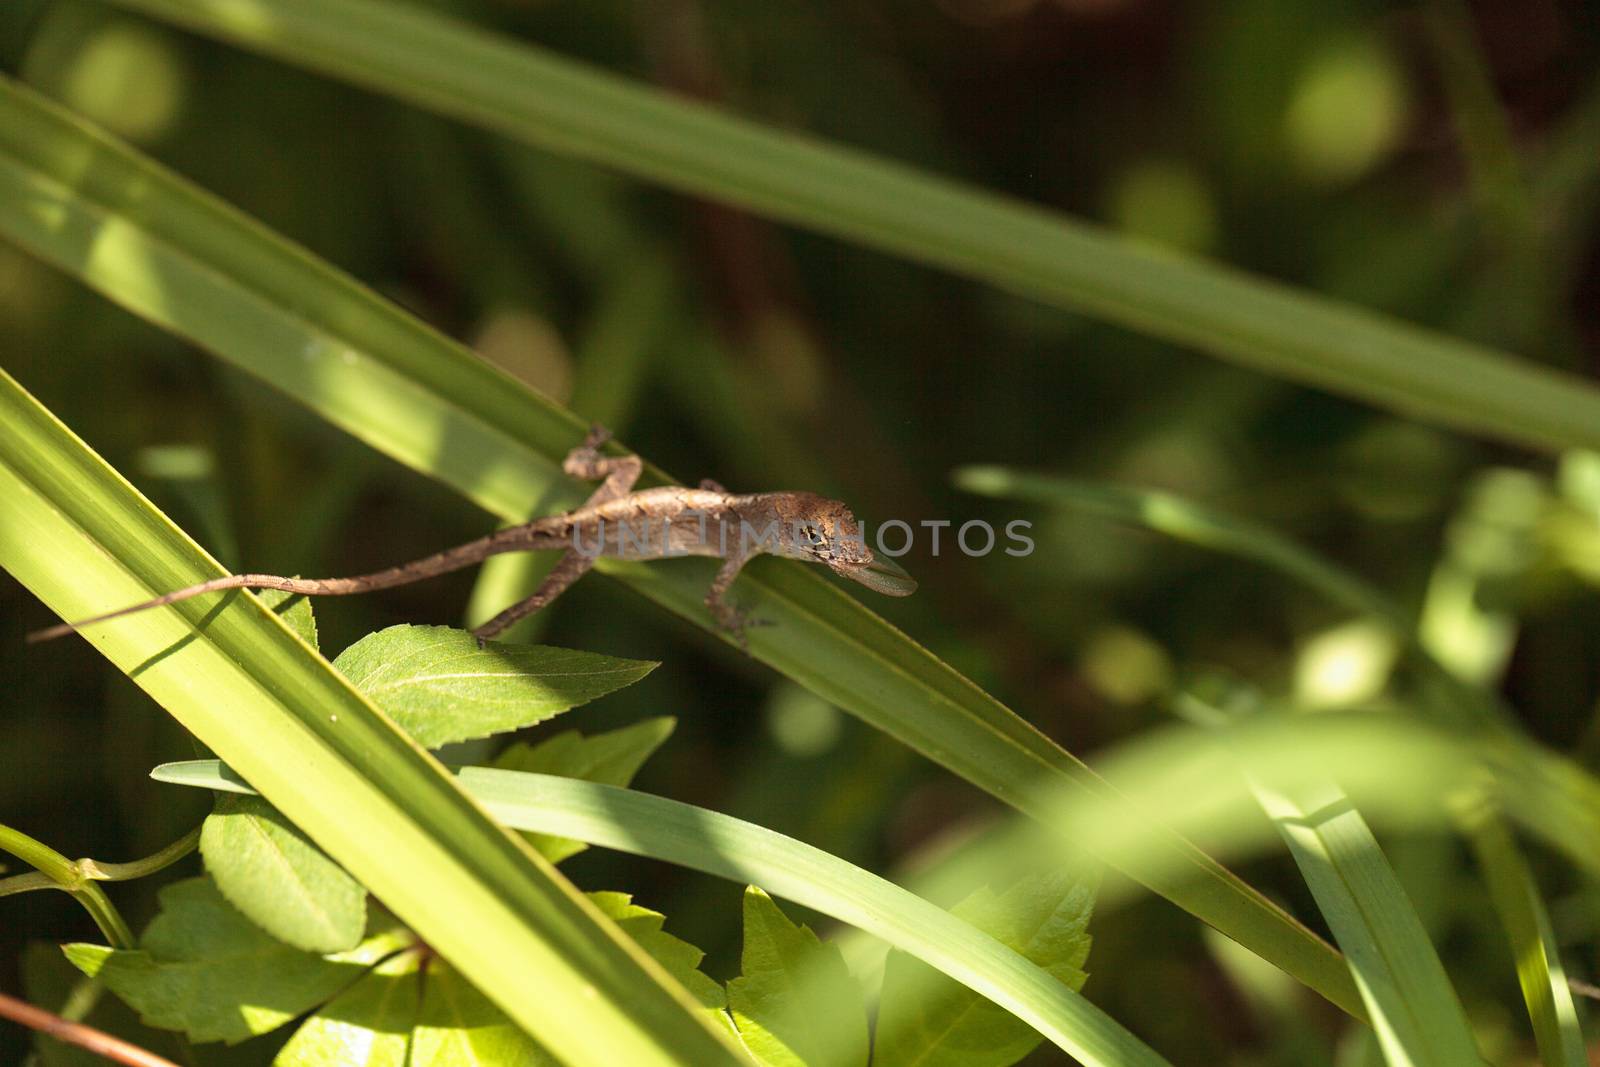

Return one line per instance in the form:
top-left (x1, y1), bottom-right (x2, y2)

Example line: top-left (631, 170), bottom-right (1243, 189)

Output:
top-left (93, 0), bottom-right (1600, 454)
top-left (0, 75), bottom-right (1359, 1017)
top-left (0, 368), bottom-right (748, 1066)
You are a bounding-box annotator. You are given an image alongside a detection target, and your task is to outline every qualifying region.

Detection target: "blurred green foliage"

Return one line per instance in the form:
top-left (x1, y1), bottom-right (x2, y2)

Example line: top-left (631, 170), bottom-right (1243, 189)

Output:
top-left (3, 0), bottom-right (1600, 1063)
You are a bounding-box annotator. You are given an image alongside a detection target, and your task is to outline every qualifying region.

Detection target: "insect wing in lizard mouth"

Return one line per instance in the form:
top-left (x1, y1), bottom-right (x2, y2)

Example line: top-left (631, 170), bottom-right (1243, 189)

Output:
top-left (832, 554), bottom-right (917, 596)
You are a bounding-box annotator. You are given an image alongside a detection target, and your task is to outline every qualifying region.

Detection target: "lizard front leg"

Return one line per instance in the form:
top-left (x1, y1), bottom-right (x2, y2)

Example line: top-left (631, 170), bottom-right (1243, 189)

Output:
top-left (705, 553), bottom-right (773, 649)
top-left (563, 423), bottom-right (642, 504)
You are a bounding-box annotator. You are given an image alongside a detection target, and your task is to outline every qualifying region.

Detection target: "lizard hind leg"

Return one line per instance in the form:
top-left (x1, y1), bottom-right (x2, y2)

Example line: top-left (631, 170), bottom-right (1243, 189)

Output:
top-left (476, 427), bottom-right (647, 644)
top-left (474, 426), bottom-right (653, 645)
top-left (472, 549), bottom-right (596, 643)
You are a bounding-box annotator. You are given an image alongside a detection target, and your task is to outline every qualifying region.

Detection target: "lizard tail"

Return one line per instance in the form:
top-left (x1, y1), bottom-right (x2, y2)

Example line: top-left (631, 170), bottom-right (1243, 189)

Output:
top-left (27, 522), bottom-right (568, 644)
top-left (28, 574), bottom-right (338, 644)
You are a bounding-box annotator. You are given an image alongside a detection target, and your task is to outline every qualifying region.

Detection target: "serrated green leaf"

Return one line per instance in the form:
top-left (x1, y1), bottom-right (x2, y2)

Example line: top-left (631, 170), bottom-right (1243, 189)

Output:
top-left (494, 718), bottom-right (675, 863)
top-left (332, 625), bottom-right (657, 748)
top-left (201, 793), bottom-right (367, 954)
top-left (60, 878), bottom-right (404, 1045)
top-left (275, 948), bottom-right (423, 1067)
top-left (589, 891), bottom-right (730, 1026)
top-left (258, 589), bottom-right (318, 650)
top-left (873, 871), bottom-right (1095, 1067)
top-left (412, 962), bottom-right (553, 1067)
top-left (61, 944), bottom-right (115, 979)
top-left (727, 887), bottom-right (867, 1067)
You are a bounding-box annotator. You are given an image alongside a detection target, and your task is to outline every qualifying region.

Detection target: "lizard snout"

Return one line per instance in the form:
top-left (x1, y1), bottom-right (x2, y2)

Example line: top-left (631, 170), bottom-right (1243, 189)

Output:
top-left (831, 554), bottom-right (917, 597)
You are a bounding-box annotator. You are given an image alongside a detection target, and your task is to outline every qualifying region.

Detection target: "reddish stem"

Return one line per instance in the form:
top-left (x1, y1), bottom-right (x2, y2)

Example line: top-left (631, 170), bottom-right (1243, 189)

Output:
top-left (0, 989), bottom-right (179, 1067)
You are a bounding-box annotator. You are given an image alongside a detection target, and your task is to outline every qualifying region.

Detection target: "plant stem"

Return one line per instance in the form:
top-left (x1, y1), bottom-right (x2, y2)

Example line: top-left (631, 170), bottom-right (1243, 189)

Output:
top-left (0, 823), bottom-right (139, 949)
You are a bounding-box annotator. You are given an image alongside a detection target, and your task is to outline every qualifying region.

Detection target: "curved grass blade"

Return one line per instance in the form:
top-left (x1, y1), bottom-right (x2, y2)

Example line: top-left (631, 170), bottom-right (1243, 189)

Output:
top-left (0, 369), bottom-right (749, 1067)
top-left (151, 760), bottom-right (1175, 1067)
top-left (96, 0), bottom-right (1600, 455)
top-left (0, 76), bottom-right (1359, 1017)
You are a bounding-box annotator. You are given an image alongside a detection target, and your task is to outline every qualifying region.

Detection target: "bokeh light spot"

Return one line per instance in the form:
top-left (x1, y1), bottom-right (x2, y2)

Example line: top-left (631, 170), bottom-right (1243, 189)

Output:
top-left (1283, 36), bottom-right (1407, 185)
top-left (1107, 160), bottom-right (1219, 254)
top-left (61, 24), bottom-right (187, 143)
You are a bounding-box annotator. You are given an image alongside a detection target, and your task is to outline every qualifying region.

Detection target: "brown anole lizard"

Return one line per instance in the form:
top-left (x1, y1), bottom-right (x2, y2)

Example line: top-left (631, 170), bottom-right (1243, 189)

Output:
top-left (27, 425), bottom-right (916, 647)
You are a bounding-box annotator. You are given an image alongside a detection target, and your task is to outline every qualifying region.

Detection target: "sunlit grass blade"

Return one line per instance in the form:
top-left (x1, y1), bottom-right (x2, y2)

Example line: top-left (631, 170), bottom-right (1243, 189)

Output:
top-left (91, 0), bottom-right (1600, 454)
top-left (1463, 811), bottom-right (1587, 1067)
top-left (0, 75), bottom-right (1367, 1018)
top-left (1414, 473), bottom-right (1587, 1067)
top-left (0, 369), bottom-right (748, 1066)
top-left (151, 759), bottom-right (1174, 1067)
top-left (607, 553), bottom-right (1366, 1017)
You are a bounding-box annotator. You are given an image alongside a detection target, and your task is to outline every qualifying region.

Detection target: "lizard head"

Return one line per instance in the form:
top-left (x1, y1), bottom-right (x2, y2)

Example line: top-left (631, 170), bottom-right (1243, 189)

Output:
top-left (768, 494), bottom-right (917, 597)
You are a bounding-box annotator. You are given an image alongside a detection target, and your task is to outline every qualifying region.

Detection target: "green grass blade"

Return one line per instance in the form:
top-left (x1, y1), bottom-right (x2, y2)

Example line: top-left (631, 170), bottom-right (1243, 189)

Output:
top-left (151, 760), bottom-right (1174, 1067)
top-left (1463, 813), bottom-right (1587, 1067)
top-left (157, 718), bottom-right (1600, 1065)
top-left (0, 369), bottom-right (748, 1066)
top-left (0, 75), bottom-right (1360, 1018)
top-left (954, 467), bottom-right (1407, 626)
top-left (1249, 776), bottom-right (1480, 1066)
top-left (93, 0), bottom-right (1600, 454)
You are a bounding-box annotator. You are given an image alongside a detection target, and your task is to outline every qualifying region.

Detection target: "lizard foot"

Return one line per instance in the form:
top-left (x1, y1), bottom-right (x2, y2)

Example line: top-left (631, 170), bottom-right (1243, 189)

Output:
top-left (562, 423), bottom-right (615, 479)
top-left (708, 601), bottom-right (773, 651)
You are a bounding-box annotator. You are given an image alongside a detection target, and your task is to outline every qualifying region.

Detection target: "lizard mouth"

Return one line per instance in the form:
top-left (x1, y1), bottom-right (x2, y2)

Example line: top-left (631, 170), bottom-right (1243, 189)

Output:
top-left (832, 555), bottom-right (917, 597)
